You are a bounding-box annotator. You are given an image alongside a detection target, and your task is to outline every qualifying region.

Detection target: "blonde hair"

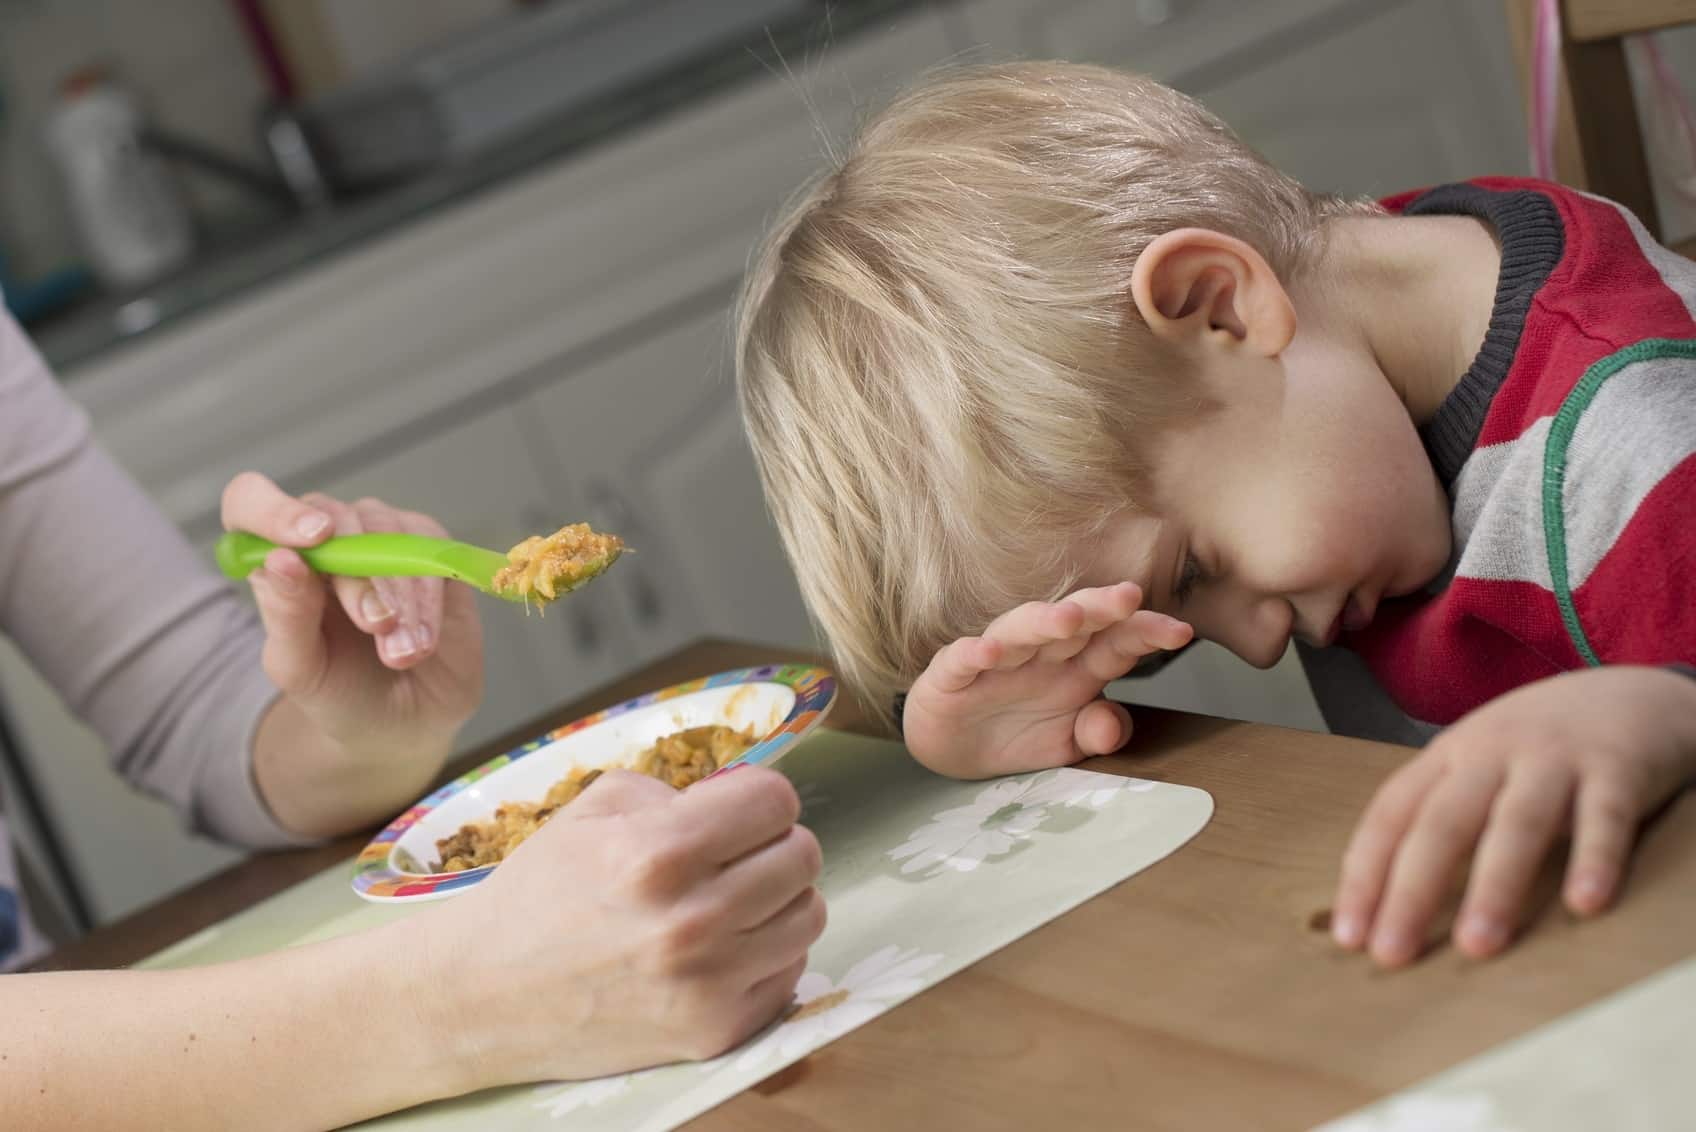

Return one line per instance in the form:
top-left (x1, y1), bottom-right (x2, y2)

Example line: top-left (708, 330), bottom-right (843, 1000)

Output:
top-left (736, 61), bottom-right (1375, 717)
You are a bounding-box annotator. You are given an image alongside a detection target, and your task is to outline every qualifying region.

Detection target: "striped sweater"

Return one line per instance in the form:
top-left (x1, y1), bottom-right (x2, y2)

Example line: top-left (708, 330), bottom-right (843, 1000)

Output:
top-left (1346, 178), bottom-right (1696, 724)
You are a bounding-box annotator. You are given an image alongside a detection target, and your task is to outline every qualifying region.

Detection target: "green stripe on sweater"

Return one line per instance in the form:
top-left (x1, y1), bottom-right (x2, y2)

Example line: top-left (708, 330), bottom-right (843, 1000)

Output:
top-left (1543, 338), bottom-right (1696, 665)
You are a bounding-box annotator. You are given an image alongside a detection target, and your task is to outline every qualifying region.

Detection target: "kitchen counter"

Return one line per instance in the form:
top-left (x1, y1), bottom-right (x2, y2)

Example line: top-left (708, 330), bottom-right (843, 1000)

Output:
top-left (30, 0), bottom-right (928, 374)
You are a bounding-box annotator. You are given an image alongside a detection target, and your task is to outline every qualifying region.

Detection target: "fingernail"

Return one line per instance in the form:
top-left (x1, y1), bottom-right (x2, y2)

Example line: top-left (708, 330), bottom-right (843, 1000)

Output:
top-left (295, 511), bottom-right (331, 541)
top-left (253, 567), bottom-right (299, 597)
top-left (1460, 914), bottom-right (1505, 952)
top-left (386, 627), bottom-right (418, 659)
top-left (413, 620), bottom-right (432, 649)
top-left (1332, 912), bottom-right (1364, 948)
top-left (1372, 927), bottom-right (1413, 963)
top-left (360, 591), bottom-right (392, 623)
top-left (1569, 875), bottom-right (1607, 910)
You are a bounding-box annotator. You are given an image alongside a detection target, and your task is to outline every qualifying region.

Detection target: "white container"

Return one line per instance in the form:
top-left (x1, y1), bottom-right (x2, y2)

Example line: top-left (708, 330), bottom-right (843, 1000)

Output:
top-left (44, 77), bottom-right (194, 290)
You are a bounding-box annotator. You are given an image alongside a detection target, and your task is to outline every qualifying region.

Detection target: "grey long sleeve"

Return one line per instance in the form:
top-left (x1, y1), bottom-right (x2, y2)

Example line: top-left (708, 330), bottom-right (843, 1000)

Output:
top-left (0, 309), bottom-right (308, 849)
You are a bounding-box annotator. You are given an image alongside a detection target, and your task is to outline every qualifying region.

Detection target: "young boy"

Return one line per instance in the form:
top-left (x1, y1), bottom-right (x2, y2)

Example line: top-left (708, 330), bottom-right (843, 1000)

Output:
top-left (736, 62), bottom-right (1696, 969)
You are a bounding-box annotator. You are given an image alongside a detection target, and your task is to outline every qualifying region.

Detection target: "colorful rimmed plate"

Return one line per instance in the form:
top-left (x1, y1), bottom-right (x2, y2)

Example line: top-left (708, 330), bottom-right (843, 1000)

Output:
top-left (352, 664), bottom-right (837, 903)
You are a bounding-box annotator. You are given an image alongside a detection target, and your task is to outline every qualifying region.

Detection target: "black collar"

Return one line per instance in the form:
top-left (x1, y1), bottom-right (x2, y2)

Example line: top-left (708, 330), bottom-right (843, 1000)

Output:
top-left (1402, 183), bottom-right (1566, 489)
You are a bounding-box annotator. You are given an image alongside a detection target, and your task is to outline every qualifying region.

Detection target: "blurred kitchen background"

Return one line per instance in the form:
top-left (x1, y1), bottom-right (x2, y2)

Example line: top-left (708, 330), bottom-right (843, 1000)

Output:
top-left (0, 0), bottom-right (1691, 946)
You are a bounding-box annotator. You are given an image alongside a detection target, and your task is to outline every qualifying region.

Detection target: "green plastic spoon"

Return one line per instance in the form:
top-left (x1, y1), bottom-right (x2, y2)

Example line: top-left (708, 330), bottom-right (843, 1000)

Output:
top-left (213, 531), bottom-right (618, 604)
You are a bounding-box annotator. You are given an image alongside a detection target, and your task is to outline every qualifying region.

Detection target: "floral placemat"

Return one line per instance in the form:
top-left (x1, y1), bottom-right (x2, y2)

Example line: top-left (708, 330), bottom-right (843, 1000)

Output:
top-left (1313, 956), bottom-right (1696, 1132)
top-left (139, 729), bottom-right (1214, 1129)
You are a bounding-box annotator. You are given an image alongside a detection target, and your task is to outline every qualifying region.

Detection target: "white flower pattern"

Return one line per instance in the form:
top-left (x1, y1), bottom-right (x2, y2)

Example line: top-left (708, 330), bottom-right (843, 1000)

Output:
top-left (710, 945), bottom-right (945, 1074)
top-left (888, 768), bottom-right (1141, 877)
top-left (1316, 1093), bottom-right (1516, 1132)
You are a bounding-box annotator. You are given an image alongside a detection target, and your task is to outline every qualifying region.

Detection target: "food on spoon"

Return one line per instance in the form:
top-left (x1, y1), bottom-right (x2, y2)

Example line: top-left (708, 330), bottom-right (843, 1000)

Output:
top-left (492, 522), bottom-right (625, 606)
top-left (432, 724), bottom-right (756, 872)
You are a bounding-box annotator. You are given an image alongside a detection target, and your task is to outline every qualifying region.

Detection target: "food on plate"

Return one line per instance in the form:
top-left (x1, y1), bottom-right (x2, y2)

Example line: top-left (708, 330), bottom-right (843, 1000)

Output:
top-left (432, 724), bottom-right (756, 871)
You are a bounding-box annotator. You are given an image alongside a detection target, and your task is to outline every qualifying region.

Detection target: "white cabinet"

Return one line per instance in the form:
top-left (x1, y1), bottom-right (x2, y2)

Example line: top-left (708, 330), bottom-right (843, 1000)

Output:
top-left (516, 307), bottom-right (816, 671)
top-left (314, 406), bottom-right (630, 752)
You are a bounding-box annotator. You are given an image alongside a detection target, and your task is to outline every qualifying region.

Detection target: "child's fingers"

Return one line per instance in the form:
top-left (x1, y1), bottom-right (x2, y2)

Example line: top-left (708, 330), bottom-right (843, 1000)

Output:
top-left (1065, 582), bottom-right (1145, 626)
top-left (1035, 583), bottom-right (1146, 663)
top-left (922, 637), bottom-right (1003, 695)
top-left (1367, 760), bottom-right (1504, 968)
top-left (982, 600), bottom-right (1088, 667)
top-left (1074, 611), bottom-right (1193, 684)
top-left (1331, 753), bottom-right (1447, 951)
top-left (1563, 773), bottom-right (1642, 917)
top-left (1453, 764), bottom-right (1575, 958)
top-left (1073, 698), bottom-right (1132, 756)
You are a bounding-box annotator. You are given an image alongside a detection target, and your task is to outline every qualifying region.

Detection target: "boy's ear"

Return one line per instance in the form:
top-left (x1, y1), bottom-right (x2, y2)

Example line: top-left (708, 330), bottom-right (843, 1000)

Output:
top-left (1130, 228), bottom-right (1296, 358)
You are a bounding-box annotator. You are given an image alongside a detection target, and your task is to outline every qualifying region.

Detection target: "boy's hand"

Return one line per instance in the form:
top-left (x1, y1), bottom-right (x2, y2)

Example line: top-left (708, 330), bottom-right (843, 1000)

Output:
top-left (1332, 666), bottom-right (1696, 967)
top-left (903, 582), bottom-right (1194, 779)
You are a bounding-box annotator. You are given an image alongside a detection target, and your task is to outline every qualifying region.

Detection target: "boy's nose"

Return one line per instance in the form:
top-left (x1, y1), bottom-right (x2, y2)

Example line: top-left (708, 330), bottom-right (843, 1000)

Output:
top-left (1216, 594), bottom-right (1294, 669)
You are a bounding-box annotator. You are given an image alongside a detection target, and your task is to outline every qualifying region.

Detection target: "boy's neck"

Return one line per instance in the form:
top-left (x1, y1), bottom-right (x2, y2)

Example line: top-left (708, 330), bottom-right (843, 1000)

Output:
top-left (1305, 214), bottom-right (1502, 425)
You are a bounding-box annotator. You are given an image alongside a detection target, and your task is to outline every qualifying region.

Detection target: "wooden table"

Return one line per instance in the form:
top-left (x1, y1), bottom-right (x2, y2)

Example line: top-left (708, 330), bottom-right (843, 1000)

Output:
top-left (37, 640), bottom-right (1696, 1130)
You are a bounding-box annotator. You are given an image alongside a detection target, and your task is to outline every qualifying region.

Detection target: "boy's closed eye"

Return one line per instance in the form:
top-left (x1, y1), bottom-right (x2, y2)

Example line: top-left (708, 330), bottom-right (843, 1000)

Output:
top-left (1173, 549), bottom-right (1205, 608)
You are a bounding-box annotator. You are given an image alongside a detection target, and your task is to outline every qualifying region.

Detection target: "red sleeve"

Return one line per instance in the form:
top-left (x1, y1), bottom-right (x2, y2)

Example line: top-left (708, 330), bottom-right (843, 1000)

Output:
top-left (1572, 455), bottom-right (1696, 667)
